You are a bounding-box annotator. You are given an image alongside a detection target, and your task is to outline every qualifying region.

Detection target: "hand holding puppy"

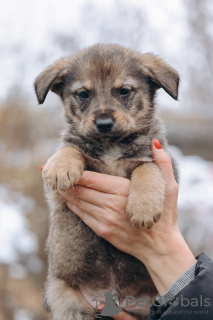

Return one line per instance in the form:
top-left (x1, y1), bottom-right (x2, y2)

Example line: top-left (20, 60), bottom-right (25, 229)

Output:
top-left (61, 140), bottom-right (196, 298)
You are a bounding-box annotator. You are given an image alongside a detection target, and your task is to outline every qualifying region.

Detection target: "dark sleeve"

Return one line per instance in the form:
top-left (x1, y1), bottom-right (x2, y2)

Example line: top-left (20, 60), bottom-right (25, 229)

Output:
top-left (148, 252), bottom-right (213, 320)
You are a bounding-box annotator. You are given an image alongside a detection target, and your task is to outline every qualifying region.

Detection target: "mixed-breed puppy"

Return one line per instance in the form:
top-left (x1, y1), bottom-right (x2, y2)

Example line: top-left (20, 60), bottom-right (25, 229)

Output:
top-left (34, 44), bottom-right (179, 320)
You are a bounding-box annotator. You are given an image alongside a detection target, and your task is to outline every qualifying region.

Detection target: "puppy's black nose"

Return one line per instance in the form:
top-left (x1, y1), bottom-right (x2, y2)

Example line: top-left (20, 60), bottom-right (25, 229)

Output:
top-left (96, 118), bottom-right (114, 133)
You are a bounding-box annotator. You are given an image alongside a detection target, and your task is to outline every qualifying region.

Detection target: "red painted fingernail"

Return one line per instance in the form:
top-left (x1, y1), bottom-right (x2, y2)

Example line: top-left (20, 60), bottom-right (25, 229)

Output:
top-left (154, 139), bottom-right (162, 149)
top-left (41, 165), bottom-right (45, 172)
top-left (97, 302), bottom-right (105, 311)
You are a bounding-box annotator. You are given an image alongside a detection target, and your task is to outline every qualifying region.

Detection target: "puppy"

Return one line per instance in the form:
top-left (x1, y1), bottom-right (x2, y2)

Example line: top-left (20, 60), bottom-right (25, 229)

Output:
top-left (34, 44), bottom-right (179, 320)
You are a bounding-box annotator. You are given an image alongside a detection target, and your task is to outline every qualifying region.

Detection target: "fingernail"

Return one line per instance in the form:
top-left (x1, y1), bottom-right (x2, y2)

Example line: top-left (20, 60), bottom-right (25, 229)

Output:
top-left (154, 139), bottom-right (162, 149)
top-left (97, 302), bottom-right (105, 311)
top-left (41, 165), bottom-right (45, 172)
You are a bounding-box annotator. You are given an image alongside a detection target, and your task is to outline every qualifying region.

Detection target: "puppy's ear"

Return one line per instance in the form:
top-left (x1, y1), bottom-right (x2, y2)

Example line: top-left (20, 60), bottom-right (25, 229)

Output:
top-left (34, 58), bottom-right (70, 104)
top-left (141, 54), bottom-right (179, 100)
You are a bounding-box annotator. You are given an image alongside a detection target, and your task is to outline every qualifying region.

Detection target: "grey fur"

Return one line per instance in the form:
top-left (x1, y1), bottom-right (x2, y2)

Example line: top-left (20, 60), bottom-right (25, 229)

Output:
top-left (35, 44), bottom-right (179, 320)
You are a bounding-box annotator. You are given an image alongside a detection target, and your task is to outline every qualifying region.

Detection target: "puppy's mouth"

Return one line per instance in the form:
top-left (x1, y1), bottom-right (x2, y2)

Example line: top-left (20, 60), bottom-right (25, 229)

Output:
top-left (87, 129), bottom-right (126, 141)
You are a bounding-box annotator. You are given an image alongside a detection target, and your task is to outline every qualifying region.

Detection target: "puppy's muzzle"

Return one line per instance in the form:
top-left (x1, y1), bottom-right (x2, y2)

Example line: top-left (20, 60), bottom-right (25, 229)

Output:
top-left (95, 110), bottom-right (114, 133)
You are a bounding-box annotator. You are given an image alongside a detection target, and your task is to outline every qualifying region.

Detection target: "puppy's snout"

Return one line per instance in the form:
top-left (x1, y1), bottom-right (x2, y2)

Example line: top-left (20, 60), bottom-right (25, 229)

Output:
top-left (95, 110), bottom-right (114, 133)
top-left (96, 118), bottom-right (114, 133)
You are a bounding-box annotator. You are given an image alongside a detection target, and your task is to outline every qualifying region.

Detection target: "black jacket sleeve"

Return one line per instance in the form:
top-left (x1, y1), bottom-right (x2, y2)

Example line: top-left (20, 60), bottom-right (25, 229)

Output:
top-left (148, 252), bottom-right (213, 320)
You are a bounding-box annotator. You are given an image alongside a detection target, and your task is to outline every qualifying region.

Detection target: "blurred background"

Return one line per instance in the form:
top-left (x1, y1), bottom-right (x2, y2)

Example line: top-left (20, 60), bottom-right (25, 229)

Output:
top-left (0, 0), bottom-right (213, 319)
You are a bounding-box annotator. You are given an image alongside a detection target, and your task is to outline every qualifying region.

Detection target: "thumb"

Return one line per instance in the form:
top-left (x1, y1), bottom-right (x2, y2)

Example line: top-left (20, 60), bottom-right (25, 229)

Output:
top-left (151, 139), bottom-right (179, 223)
top-left (151, 139), bottom-right (177, 187)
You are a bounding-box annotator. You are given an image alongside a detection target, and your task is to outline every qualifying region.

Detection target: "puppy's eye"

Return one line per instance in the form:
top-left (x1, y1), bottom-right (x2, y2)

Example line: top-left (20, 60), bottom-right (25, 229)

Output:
top-left (119, 87), bottom-right (131, 97)
top-left (78, 90), bottom-right (90, 99)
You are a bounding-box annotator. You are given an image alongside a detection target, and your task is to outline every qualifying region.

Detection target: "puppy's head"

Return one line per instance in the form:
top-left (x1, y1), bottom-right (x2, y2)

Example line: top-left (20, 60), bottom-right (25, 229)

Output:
top-left (34, 44), bottom-right (179, 139)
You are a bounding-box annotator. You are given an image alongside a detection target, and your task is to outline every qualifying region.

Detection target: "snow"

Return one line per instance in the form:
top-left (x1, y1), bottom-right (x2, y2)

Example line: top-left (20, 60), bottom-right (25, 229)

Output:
top-left (0, 187), bottom-right (38, 264)
top-left (170, 147), bottom-right (213, 216)
top-left (169, 146), bottom-right (213, 257)
top-left (14, 309), bottom-right (33, 320)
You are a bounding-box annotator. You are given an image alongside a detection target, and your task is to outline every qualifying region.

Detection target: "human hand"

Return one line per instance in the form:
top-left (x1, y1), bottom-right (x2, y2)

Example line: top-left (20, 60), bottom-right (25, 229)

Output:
top-left (60, 139), bottom-right (196, 295)
top-left (96, 302), bottom-right (138, 320)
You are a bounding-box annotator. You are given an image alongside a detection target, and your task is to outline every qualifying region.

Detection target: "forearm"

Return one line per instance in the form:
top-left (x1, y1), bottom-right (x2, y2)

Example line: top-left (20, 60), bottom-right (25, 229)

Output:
top-left (137, 229), bottom-right (196, 295)
top-left (148, 253), bottom-right (213, 320)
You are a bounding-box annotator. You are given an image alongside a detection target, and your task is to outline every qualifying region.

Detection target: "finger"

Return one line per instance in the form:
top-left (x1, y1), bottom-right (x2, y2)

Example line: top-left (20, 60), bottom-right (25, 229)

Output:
top-left (97, 303), bottom-right (137, 320)
top-left (66, 186), bottom-right (127, 211)
top-left (66, 201), bottom-right (99, 233)
top-left (151, 139), bottom-right (178, 188)
top-left (68, 186), bottom-right (110, 207)
top-left (111, 310), bottom-right (138, 320)
top-left (151, 139), bottom-right (179, 224)
top-left (97, 302), bottom-right (105, 311)
top-left (77, 171), bottom-right (130, 197)
top-left (62, 191), bottom-right (103, 220)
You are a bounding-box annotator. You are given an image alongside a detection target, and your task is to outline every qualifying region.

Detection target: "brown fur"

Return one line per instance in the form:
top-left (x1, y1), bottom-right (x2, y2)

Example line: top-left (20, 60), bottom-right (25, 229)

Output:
top-left (34, 44), bottom-right (179, 320)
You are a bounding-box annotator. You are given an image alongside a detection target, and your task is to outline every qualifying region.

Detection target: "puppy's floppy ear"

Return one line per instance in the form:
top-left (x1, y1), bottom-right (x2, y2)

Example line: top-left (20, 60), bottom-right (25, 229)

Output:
top-left (141, 54), bottom-right (179, 100)
top-left (34, 58), bottom-right (71, 104)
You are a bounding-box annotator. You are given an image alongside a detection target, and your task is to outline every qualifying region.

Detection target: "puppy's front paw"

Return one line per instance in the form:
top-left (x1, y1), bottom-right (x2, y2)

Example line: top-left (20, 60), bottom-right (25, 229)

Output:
top-left (126, 189), bottom-right (163, 230)
top-left (42, 148), bottom-right (85, 191)
top-left (42, 162), bottom-right (83, 191)
top-left (126, 163), bottom-right (166, 230)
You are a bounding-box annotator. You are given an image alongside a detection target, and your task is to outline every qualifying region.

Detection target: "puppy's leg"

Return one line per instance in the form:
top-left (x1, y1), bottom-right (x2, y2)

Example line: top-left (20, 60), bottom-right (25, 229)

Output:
top-left (44, 277), bottom-right (95, 320)
top-left (126, 162), bottom-right (166, 230)
top-left (42, 146), bottom-right (85, 191)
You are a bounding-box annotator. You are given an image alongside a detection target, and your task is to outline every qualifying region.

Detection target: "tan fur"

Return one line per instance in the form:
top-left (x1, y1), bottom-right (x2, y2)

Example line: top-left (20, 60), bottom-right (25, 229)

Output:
top-left (141, 54), bottom-right (179, 100)
top-left (127, 163), bottom-right (166, 230)
top-left (45, 277), bottom-right (95, 320)
top-left (42, 146), bottom-right (85, 191)
top-left (35, 44), bottom-right (179, 320)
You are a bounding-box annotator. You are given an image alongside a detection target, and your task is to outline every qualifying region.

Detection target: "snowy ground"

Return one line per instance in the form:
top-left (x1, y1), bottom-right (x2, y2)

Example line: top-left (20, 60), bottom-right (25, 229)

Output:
top-left (0, 187), bottom-right (43, 279)
top-left (170, 147), bottom-right (213, 258)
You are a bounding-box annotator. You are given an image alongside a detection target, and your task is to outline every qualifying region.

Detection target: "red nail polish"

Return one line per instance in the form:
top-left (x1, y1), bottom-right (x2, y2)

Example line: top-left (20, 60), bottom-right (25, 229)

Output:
top-left (154, 139), bottom-right (162, 149)
top-left (97, 302), bottom-right (105, 311)
top-left (41, 165), bottom-right (45, 172)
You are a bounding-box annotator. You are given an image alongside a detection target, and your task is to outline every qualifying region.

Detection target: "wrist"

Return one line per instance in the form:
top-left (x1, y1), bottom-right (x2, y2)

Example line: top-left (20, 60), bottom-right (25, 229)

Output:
top-left (138, 229), bottom-right (196, 295)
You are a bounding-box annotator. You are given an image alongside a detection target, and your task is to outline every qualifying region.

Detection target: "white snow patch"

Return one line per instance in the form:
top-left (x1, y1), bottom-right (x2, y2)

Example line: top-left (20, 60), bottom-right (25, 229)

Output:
top-left (169, 146), bottom-right (213, 257)
top-left (14, 309), bottom-right (33, 320)
top-left (0, 187), bottom-right (38, 264)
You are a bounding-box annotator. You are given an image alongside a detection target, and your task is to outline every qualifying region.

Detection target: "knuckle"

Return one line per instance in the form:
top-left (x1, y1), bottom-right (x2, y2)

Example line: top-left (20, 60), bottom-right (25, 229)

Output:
top-left (106, 196), bottom-right (117, 210)
top-left (167, 182), bottom-right (179, 196)
top-left (108, 196), bottom-right (127, 214)
top-left (161, 154), bottom-right (172, 164)
top-left (72, 195), bottom-right (81, 206)
top-left (98, 226), bottom-right (109, 238)
top-left (80, 210), bottom-right (85, 221)
top-left (84, 172), bottom-right (96, 187)
top-left (120, 179), bottom-right (130, 197)
top-left (73, 185), bottom-right (81, 196)
top-left (105, 214), bottom-right (114, 226)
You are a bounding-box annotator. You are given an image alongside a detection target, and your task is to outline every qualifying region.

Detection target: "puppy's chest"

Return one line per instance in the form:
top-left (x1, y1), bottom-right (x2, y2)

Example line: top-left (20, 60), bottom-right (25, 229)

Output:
top-left (84, 146), bottom-right (152, 178)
